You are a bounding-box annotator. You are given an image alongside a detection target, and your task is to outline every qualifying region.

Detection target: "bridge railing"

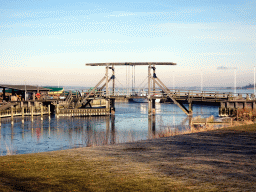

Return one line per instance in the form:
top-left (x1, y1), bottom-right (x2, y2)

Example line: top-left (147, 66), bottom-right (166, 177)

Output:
top-left (82, 88), bottom-right (256, 100)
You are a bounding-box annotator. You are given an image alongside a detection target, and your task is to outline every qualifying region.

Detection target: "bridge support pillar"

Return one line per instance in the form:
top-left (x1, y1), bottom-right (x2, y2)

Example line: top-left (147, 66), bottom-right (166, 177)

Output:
top-left (148, 115), bottom-right (152, 138)
top-left (152, 114), bottom-right (156, 135)
top-left (188, 101), bottom-right (193, 115)
top-left (148, 115), bottom-right (156, 139)
top-left (110, 98), bottom-right (115, 115)
top-left (148, 99), bottom-right (152, 115)
top-left (152, 99), bottom-right (156, 114)
top-left (111, 115), bottom-right (115, 144)
top-left (106, 99), bottom-right (110, 115)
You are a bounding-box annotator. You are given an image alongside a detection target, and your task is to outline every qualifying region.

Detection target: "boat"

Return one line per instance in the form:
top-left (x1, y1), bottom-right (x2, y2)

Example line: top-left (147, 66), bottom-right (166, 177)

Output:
top-left (130, 89), bottom-right (148, 103)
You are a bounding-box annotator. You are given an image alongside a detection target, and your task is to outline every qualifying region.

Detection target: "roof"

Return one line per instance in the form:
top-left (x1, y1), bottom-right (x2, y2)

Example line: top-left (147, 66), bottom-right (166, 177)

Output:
top-left (43, 87), bottom-right (64, 92)
top-left (0, 84), bottom-right (50, 91)
top-left (86, 62), bottom-right (177, 66)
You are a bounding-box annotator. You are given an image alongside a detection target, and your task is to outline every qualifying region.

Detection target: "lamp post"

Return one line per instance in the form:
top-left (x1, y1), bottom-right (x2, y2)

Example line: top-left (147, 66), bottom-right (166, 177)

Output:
top-left (254, 66), bottom-right (255, 95)
top-left (172, 71), bottom-right (175, 90)
top-left (234, 68), bottom-right (237, 94)
top-left (24, 80), bottom-right (27, 101)
top-left (201, 70), bottom-right (203, 92)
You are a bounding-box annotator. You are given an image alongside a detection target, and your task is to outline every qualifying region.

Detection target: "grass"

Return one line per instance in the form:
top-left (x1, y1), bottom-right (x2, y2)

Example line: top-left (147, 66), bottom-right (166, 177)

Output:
top-left (0, 123), bottom-right (256, 191)
top-left (0, 150), bottom-right (189, 192)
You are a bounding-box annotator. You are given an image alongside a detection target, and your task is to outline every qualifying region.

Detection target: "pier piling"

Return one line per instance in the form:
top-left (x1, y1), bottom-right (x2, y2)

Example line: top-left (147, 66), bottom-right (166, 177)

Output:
top-left (31, 106), bottom-right (34, 121)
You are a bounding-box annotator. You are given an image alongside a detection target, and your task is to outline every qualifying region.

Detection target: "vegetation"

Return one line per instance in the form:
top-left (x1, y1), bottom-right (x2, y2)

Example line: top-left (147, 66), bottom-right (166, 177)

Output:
top-left (0, 150), bottom-right (187, 191)
top-left (241, 83), bottom-right (255, 89)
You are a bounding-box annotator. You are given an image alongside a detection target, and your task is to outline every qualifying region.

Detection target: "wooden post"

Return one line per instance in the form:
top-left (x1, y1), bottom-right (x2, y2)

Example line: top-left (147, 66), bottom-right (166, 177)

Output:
top-left (152, 99), bottom-right (156, 114)
top-left (3, 88), bottom-right (6, 101)
top-left (22, 106), bottom-right (24, 123)
top-left (33, 92), bottom-right (35, 101)
top-left (111, 115), bottom-right (115, 144)
top-left (106, 99), bottom-right (110, 114)
top-left (112, 65), bottom-right (115, 95)
top-left (31, 106), bottom-right (34, 121)
top-left (106, 64), bottom-right (109, 97)
top-left (153, 64), bottom-right (156, 94)
top-left (188, 116), bottom-right (192, 127)
top-left (189, 101), bottom-right (193, 115)
top-left (152, 114), bottom-right (156, 136)
top-left (148, 99), bottom-right (152, 115)
top-left (41, 104), bottom-right (43, 120)
top-left (48, 104), bottom-right (51, 120)
top-left (110, 98), bottom-right (115, 115)
top-left (11, 105), bottom-right (14, 123)
top-left (148, 64), bottom-right (151, 98)
top-left (152, 63), bottom-right (156, 114)
top-left (148, 64), bottom-right (151, 115)
top-left (148, 115), bottom-right (153, 139)
top-left (41, 104), bottom-right (43, 116)
top-left (56, 104), bottom-right (59, 115)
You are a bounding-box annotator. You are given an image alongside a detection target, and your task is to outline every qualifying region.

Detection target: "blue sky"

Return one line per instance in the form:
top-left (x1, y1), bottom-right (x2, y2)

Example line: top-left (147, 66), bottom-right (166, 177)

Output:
top-left (1, 0), bottom-right (255, 88)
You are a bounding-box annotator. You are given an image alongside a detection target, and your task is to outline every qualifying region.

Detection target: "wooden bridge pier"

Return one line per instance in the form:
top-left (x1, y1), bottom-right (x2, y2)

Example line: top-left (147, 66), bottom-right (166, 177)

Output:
top-left (219, 100), bottom-right (256, 117)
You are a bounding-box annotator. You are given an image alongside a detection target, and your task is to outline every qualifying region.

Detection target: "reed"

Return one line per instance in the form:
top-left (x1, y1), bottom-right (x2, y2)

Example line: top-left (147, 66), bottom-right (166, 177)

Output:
top-left (156, 115), bottom-right (256, 139)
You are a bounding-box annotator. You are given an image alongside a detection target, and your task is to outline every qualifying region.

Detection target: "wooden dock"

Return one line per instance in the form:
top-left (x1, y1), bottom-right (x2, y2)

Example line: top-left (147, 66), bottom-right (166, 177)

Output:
top-left (0, 102), bottom-right (51, 126)
top-left (56, 108), bottom-right (109, 117)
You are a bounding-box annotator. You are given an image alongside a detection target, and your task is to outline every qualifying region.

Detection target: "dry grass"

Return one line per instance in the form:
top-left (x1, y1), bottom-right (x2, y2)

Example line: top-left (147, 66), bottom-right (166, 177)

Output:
top-left (0, 123), bottom-right (256, 191)
top-left (0, 149), bottom-right (189, 192)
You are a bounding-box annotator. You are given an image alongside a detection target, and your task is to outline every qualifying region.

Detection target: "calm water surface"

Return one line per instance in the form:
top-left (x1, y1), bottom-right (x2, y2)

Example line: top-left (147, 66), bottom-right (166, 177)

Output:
top-left (0, 102), bottom-right (221, 156)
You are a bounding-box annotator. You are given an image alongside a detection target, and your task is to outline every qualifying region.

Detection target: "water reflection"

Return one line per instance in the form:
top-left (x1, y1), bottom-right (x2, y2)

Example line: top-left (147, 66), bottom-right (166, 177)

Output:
top-left (0, 102), bottom-right (219, 156)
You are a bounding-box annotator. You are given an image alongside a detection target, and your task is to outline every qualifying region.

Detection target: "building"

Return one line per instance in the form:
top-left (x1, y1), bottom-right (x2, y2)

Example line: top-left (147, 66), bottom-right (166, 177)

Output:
top-left (0, 84), bottom-right (50, 102)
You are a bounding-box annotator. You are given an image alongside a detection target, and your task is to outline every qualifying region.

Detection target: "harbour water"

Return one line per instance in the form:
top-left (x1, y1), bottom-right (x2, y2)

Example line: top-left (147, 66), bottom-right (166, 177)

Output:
top-left (0, 88), bottom-right (254, 156)
top-left (0, 102), bottom-right (219, 156)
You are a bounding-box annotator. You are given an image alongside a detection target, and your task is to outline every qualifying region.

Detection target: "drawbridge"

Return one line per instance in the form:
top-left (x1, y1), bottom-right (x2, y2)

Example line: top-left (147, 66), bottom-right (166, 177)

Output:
top-left (75, 62), bottom-right (192, 116)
